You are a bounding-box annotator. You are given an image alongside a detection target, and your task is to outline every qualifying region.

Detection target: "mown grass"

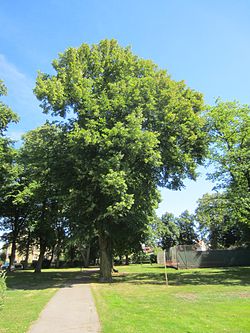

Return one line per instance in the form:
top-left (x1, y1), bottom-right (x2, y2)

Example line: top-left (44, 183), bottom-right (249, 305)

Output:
top-left (0, 268), bottom-right (82, 333)
top-left (1, 265), bottom-right (249, 333)
top-left (92, 265), bottom-right (250, 333)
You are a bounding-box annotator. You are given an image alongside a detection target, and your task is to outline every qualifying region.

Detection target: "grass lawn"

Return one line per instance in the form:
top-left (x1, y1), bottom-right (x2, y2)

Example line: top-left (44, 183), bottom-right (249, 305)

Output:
top-left (0, 268), bottom-right (82, 333)
top-left (92, 265), bottom-right (250, 333)
top-left (0, 265), bottom-right (249, 333)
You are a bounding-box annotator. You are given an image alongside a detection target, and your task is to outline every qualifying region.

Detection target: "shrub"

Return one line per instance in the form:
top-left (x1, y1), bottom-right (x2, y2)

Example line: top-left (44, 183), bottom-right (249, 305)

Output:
top-left (0, 252), bottom-right (6, 263)
top-left (0, 271), bottom-right (6, 310)
top-left (131, 252), bottom-right (151, 264)
top-left (150, 253), bottom-right (157, 263)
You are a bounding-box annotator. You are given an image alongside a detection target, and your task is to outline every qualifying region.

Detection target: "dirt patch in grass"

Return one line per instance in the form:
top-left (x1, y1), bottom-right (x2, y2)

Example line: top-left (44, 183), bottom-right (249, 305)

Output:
top-left (175, 292), bottom-right (198, 301)
top-left (226, 291), bottom-right (250, 299)
top-left (238, 292), bottom-right (250, 298)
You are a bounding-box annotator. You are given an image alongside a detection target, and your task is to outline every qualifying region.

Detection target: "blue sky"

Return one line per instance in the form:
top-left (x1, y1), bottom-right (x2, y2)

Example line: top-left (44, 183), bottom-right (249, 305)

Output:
top-left (1, 0), bottom-right (250, 217)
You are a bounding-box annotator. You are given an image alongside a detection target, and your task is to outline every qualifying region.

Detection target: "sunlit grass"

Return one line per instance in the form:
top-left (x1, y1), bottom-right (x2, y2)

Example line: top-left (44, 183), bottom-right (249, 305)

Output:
top-left (93, 265), bottom-right (250, 333)
top-left (0, 265), bottom-right (249, 333)
top-left (0, 268), bottom-right (82, 333)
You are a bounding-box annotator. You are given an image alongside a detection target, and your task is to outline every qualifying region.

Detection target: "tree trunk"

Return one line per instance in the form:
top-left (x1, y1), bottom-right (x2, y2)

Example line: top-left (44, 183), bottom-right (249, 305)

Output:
top-left (8, 239), bottom-right (16, 271)
top-left (125, 254), bottom-right (129, 265)
top-left (81, 244), bottom-right (90, 268)
top-left (99, 232), bottom-right (112, 282)
top-left (55, 248), bottom-right (61, 268)
top-left (23, 230), bottom-right (31, 269)
top-left (34, 241), bottom-right (46, 273)
top-left (48, 245), bottom-right (55, 268)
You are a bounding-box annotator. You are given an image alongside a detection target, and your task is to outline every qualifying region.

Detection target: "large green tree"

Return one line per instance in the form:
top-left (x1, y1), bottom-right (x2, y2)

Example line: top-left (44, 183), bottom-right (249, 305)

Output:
top-left (34, 39), bottom-right (207, 281)
top-left (205, 100), bottom-right (250, 223)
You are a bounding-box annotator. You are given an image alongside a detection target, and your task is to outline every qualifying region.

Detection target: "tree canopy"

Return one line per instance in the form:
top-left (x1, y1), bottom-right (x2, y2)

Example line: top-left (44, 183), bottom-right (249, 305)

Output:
top-left (205, 100), bottom-right (250, 223)
top-left (196, 193), bottom-right (250, 249)
top-left (160, 210), bottom-right (197, 249)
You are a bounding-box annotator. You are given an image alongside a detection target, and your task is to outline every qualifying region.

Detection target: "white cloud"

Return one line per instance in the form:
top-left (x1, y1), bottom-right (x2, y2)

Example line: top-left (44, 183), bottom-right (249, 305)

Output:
top-left (8, 130), bottom-right (25, 141)
top-left (0, 54), bottom-right (27, 81)
top-left (0, 54), bottom-right (35, 102)
top-left (0, 54), bottom-right (47, 134)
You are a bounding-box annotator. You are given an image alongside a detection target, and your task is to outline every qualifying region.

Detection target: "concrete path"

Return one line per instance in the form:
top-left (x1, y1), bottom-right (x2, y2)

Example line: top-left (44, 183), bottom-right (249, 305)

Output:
top-left (28, 273), bottom-right (101, 333)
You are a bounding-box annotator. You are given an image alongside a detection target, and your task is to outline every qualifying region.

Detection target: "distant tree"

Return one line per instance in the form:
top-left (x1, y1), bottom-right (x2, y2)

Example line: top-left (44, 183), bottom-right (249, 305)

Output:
top-left (177, 210), bottom-right (197, 245)
top-left (160, 210), bottom-right (197, 249)
top-left (205, 100), bottom-right (250, 223)
top-left (160, 212), bottom-right (180, 249)
top-left (195, 193), bottom-right (250, 248)
top-left (34, 39), bottom-right (207, 281)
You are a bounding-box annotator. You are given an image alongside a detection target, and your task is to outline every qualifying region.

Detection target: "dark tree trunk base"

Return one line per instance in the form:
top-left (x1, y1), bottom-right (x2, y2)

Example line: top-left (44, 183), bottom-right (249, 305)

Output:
top-left (99, 231), bottom-right (113, 282)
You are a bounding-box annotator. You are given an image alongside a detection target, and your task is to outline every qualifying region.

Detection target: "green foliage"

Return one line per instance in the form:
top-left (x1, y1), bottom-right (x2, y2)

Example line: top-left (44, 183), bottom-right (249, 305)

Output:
top-left (0, 79), bottom-right (19, 134)
top-left (0, 79), bottom-right (19, 196)
top-left (160, 210), bottom-right (197, 249)
top-left (0, 251), bottom-right (6, 263)
top-left (205, 100), bottom-right (250, 223)
top-left (35, 39), bottom-right (207, 189)
top-left (177, 210), bottom-right (197, 244)
top-left (160, 212), bottom-right (180, 248)
top-left (196, 192), bottom-right (250, 249)
top-left (17, 123), bottom-right (70, 271)
top-left (0, 271), bottom-right (6, 310)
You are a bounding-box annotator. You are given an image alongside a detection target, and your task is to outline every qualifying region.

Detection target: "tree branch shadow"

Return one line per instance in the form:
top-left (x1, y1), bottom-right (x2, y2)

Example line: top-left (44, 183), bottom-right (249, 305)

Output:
top-left (111, 266), bottom-right (250, 286)
top-left (5, 266), bottom-right (250, 290)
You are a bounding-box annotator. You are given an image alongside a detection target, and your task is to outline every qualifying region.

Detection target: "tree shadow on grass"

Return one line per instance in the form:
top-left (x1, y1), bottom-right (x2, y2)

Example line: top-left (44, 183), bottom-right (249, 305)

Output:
top-left (112, 266), bottom-right (250, 286)
top-left (5, 266), bottom-right (250, 290)
top-left (5, 268), bottom-right (100, 291)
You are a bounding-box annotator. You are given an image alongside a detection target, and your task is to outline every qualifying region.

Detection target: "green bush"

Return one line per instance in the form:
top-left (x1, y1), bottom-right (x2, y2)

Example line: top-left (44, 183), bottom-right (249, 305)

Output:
top-left (0, 271), bottom-right (6, 310)
top-left (131, 252), bottom-right (151, 264)
top-left (149, 253), bottom-right (157, 263)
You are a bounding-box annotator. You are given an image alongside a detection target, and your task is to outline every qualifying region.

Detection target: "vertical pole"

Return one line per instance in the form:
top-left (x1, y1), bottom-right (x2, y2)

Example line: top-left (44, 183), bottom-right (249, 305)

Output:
top-left (164, 250), bottom-right (168, 287)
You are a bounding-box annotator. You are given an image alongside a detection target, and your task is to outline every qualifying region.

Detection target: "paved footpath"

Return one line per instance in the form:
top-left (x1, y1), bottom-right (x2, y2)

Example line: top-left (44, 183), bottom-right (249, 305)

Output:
top-left (28, 273), bottom-right (101, 333)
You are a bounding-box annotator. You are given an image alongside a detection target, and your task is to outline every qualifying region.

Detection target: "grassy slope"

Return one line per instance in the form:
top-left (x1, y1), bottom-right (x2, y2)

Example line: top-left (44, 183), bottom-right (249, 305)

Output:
top-left (0, 268), bottom-right (82, 333)
top-left (92, 265), bottom-right (250, 333)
